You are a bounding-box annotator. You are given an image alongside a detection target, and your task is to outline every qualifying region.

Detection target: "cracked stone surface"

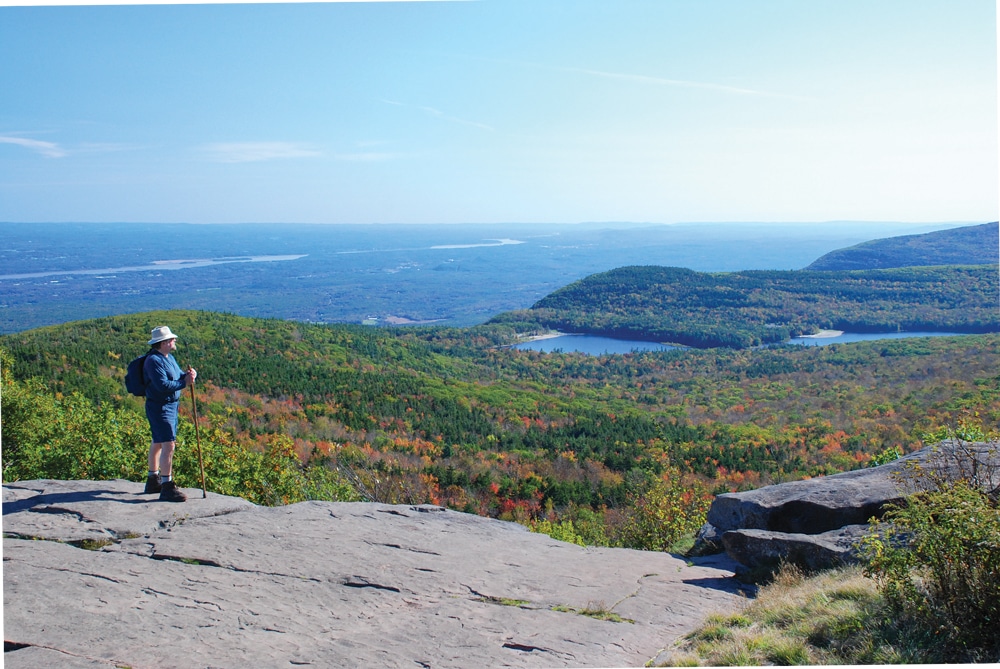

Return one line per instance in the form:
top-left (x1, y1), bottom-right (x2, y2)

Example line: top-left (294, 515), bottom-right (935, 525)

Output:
top-left (4, 479), bottom-right (747, 668)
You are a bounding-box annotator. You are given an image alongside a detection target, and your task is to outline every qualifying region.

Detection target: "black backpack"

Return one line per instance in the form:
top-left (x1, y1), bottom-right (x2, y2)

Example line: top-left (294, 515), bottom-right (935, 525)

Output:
top-left (125, 353), bottom-right (149, 397)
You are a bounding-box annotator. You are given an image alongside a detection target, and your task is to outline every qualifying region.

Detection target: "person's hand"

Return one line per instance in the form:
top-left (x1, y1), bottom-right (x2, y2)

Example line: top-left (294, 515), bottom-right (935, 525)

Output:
top-left (187, 367), bottom-right (198, 384)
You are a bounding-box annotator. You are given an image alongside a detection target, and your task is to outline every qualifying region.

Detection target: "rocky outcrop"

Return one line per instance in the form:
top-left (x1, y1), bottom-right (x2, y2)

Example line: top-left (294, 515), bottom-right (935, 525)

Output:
top-left (699, 441), bottom-right (1000, 572)
top-left (3, 479), bottom-right (747, 669)
top-left (720, 525), bottom-right (871, 572)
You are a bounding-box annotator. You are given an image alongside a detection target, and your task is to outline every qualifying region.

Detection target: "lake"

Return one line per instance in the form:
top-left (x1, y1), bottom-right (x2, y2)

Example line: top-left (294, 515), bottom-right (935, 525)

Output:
top-left (785, 331), bottom-right (964, 346)
top-left (513, 335), bottom-right (679, 354)
top-left (514, 331), bottom-right (966, 355)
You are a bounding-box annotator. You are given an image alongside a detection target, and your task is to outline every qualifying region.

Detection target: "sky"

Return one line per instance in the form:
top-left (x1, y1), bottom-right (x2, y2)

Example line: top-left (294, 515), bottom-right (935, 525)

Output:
top-left (0, 0), bottom-right (997, 225)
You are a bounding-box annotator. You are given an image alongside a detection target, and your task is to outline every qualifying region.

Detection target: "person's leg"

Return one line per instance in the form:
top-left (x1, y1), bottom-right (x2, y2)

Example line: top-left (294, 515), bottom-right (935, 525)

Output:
top-left (144, 441), bottom-right (163, 493)
top-left (158, 441), bottom-right (186, 501)
top-left (145, 401), bottom-right (166, 493)
top-left (158, 441), bottom-right (176, 479)
top-left (148, 441), bottom-right (162, 472)
top-left (158, 420), bottom-right (186, 502)
top-left (149, 403), bottom-right (185, 502)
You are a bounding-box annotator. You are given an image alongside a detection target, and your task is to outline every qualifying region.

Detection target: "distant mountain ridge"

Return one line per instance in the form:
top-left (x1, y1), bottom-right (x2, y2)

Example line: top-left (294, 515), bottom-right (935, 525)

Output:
top-left (490, 265), bottom-right (999, 348)
top-left (804, 222), bottom-right (999, 270)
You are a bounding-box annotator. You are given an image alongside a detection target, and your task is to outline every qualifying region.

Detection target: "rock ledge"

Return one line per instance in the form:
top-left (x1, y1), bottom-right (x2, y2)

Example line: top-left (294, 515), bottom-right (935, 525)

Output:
top-left (3, 479), bottom-right (746, 669)
top-left (698, 441), bottom-right (1000, 571)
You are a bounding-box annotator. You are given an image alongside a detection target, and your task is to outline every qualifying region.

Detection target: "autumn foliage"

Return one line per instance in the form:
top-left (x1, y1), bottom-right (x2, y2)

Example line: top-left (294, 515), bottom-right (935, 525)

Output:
top-left (3, 311), bottom-right (999, 552)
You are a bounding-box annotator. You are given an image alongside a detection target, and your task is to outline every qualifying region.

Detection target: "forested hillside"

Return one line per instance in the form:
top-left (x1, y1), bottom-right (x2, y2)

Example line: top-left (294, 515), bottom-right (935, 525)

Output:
top-left (490, 265), bottom-right (999, 348)
top-left (805, 221), bottom-right (999, 270)
top-left (3, 311), bottom-right (998, 550)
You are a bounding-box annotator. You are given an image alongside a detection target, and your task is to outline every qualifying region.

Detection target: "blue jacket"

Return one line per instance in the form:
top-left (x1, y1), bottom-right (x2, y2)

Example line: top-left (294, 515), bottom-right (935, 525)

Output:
top-left (143, 350), bottom-right (186, 403)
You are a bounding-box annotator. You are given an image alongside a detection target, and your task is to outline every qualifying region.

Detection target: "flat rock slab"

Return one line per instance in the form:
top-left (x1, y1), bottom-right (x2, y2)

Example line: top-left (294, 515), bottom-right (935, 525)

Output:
top-left (2, 479), bottom-right (255, 544)
top-left (4, 479), bottom-right (747, 669)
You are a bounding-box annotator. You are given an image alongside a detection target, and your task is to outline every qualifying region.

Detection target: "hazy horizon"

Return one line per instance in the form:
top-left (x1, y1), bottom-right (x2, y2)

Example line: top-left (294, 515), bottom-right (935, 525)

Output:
top-left (6, 219), bottom-right (980, 334)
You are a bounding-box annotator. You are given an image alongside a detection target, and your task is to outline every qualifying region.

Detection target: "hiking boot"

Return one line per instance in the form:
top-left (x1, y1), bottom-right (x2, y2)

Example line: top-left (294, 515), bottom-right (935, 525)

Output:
top-left (159, 480), bottom-right (187, 503)
top-left (143, 473), bottom-right (161, 494)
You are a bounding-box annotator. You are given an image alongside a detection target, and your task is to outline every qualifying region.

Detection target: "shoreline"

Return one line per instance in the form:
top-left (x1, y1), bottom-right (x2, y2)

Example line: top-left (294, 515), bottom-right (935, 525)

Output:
top-left (796, 329), bottom-right (845, 339)
top-left (518, 330), bottom-right (568, 343)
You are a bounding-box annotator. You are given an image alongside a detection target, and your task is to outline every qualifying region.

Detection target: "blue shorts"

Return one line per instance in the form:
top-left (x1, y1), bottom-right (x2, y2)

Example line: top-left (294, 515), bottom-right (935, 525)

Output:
top-left (146, 400), bottom-right (179, 443)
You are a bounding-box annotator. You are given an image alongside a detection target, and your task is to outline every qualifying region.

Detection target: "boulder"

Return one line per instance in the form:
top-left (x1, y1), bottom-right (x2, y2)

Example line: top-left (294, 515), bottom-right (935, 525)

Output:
top-left (700, 441), bottom-right (999, 571)
top-left (709, 446), bottom-right (920, 536)
top-left (3, 478), bottom-right (748, 669)
top-left (721, 525), bottom-right (869, 572)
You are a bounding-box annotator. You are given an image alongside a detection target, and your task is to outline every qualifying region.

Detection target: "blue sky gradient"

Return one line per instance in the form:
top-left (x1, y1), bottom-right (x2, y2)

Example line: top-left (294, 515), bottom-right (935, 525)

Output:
top-left (1, 0), bottom-right (996, 224)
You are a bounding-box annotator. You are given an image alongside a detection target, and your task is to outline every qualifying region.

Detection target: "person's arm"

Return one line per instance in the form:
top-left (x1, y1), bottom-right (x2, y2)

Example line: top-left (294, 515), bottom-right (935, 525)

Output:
top-left (145, 354), bottom-right (187, 396)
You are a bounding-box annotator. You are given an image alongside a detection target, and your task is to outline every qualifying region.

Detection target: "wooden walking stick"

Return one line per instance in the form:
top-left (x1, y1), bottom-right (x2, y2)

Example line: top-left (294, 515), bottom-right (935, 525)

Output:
top-left (189, 378), bottom-right (207, 499)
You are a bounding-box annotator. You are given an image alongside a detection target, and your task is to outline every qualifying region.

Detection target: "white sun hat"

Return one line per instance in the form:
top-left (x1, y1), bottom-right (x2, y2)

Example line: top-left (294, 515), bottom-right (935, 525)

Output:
top-left (147, 326), bottom-right (178, 346)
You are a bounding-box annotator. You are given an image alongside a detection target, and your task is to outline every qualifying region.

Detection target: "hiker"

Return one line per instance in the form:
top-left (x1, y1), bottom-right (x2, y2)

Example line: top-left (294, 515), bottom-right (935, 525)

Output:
top-left (142, 326), bottom-right (197, 502)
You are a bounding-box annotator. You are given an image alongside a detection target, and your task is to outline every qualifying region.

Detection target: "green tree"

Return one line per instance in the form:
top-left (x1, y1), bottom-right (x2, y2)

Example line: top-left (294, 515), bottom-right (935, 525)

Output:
top-left (614, 468), bottom-right (712, 552)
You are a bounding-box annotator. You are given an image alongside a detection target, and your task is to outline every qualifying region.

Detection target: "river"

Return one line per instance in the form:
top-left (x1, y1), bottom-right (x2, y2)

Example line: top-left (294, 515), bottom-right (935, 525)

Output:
top-left (0, 255), bottom-right (308, 281)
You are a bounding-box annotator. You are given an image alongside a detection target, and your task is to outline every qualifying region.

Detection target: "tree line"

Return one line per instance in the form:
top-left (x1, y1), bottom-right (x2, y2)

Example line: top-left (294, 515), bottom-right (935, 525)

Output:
top-left (489, 264), bottom-right (999, 348)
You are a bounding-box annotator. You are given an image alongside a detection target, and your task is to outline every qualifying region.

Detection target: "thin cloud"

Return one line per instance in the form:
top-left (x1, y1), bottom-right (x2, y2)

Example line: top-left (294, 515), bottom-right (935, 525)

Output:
top-left (469, 55), bottom-right (808, 100)
top-left (562, 66), bottom-right (795, 98)
top-left (201, 141), bottom-right (323, 163)
top-left (382, 99), bottom-right (495, 132)
top-left (331, 139), bottom-right (402, 162)
top-left (0, 135), bottom-right (67, 158)
top-left (332, 152), bottom-right (399, 162)
top-left (77, 142), bottom-right (146, 154)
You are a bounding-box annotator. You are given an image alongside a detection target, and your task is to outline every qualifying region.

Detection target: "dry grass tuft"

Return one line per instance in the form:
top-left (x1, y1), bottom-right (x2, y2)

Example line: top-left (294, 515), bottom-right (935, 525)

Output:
top-left (656, 564), bottom-right (893, 666)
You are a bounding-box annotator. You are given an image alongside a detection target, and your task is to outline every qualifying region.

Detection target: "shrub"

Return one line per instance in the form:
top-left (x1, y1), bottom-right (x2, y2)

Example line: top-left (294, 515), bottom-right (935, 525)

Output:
top-left (529, 502), bottom-right (610, 546)
top-left (2, 378), bottom-right (148, 483)
top-left (860, 478), bottom-right (1000, 661)
top-left (867, 444), bottom-right (901, 467)
top-left (2, 363), bottom-right (357, 507)
top-left (529, 518), bottom-right (587, 546)
top-left (613, 468), bottom-right (712, 552)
